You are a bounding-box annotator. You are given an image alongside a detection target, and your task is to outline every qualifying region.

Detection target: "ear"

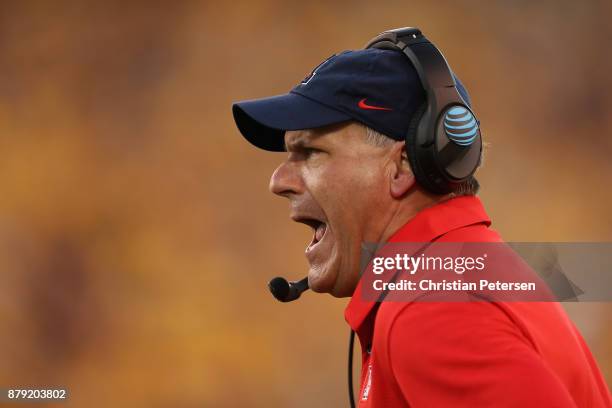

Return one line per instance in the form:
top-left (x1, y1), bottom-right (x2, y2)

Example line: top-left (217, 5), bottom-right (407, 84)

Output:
top-left (389, 142), bottom-right (415, 199)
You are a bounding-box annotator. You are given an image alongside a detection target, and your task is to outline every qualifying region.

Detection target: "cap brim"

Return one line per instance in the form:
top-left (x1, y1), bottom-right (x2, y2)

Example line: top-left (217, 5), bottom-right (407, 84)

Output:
top-left (232, 92), bottom-right (351, 151)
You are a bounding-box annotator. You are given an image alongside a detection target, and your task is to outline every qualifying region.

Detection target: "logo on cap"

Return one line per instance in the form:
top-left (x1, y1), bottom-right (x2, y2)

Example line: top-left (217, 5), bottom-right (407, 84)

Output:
top-left (301, 54), bottom-right (336, 85)
top-left (443, 106), bottom-right (478, 146)
top-left (358, 98), bottom-right (392, 111)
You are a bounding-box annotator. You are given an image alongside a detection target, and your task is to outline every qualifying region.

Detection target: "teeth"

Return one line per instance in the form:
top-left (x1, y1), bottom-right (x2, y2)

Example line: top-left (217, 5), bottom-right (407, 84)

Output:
top-left (314, 223), bottom-right (326, 242)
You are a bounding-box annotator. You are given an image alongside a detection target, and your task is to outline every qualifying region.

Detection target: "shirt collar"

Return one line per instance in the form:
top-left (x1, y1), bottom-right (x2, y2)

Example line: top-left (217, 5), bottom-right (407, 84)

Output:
top-left (344, 195), bottom-right (491, 334)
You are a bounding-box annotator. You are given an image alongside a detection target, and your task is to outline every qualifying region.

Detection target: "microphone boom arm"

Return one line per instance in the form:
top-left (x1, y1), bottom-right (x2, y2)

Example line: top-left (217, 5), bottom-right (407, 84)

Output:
top-left (268, 276), bottom-right (309, 302)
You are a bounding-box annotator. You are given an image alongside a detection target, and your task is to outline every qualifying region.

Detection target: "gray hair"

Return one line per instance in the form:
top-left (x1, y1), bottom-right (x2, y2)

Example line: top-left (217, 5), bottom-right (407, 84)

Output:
top-left (363, 125), bottom-right (396, 147)
top-left (360, 124), bottom-right (482, 196)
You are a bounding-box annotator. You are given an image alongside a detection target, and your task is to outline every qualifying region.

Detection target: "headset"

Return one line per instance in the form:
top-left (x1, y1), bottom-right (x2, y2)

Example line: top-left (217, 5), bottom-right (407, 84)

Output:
top-left (269, 27), bottom-right (483, 408)
top-left (366, 27), bottom-right (482, 195)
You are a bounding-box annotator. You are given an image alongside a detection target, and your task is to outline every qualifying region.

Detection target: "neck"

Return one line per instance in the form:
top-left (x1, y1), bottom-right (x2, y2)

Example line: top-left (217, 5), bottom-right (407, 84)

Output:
top-left (378, 189), bottom-right (451, 244)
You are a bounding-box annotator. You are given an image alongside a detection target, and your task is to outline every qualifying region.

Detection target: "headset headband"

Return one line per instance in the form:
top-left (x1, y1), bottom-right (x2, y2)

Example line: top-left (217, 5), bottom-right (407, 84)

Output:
top-left (365, 27), bottom-right (482, 194)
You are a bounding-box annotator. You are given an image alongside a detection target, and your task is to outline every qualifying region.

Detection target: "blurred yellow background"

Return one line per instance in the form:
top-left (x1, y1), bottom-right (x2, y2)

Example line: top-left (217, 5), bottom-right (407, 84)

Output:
top-left (0, 1), bottom-right (610, 407)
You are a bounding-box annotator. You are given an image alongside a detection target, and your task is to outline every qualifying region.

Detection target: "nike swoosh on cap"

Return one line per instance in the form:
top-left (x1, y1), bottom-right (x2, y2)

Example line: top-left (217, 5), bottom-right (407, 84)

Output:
top-left (358, 98), bottom-right (392, 111)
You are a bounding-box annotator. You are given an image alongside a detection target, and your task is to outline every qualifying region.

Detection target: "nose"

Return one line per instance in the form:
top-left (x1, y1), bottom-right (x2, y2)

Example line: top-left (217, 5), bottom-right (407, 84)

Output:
top-left (269, 160), bottom-right (303, 198)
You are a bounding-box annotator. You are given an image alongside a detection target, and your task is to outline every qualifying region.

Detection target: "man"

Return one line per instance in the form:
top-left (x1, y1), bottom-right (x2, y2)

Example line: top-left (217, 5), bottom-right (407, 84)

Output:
top-left (231, 31), bottom-right (611, 407)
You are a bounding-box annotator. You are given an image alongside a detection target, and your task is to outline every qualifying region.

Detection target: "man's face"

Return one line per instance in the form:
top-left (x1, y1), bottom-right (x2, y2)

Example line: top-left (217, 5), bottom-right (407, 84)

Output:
top-left (269, 122), bottom-right (399, 297)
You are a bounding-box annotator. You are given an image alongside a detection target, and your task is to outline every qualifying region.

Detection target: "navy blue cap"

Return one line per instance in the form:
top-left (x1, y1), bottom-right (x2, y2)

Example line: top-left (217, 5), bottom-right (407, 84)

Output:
top-left (232, 48), bottom-right (471, 151)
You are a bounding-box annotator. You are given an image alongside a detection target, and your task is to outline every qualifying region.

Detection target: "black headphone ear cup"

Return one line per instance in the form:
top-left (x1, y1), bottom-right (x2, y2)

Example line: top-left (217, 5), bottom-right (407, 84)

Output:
top-left (405, 103), bottom-right (439, 193)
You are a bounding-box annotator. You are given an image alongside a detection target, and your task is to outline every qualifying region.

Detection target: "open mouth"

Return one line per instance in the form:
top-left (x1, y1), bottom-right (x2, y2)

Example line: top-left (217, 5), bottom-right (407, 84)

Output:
top-left (294, 217), bottom-right (328, 251)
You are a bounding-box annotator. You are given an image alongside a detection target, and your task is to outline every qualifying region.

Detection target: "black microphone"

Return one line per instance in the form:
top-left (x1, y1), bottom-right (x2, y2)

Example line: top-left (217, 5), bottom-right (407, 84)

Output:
top-left (268, 276), bottom-right (309, 302)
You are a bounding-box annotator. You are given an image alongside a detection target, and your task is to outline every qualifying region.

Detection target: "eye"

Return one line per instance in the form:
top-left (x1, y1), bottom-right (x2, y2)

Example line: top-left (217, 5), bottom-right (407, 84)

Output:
top-left (303, 147), bottom-right (323, 158)
top-left (287, 145), bottom-right (325, 162)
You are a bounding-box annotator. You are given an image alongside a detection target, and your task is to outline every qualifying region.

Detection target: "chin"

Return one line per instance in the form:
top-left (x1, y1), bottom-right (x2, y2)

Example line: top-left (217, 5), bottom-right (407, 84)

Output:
top-left (307, 267), bottom-right (334, 294)
top-left (307, 263), bottom-right (358, 298)
top-left (307, 259), bottom-right (342, 293)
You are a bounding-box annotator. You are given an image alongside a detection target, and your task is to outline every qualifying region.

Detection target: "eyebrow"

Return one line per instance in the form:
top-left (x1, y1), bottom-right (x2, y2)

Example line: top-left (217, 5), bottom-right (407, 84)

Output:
top-left (285, 136), bottom-right (309, 152)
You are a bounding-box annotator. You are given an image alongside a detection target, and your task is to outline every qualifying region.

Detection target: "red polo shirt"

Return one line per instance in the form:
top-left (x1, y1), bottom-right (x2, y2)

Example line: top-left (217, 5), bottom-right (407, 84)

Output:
top-left (345, 196), bottom-right (611, 407)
